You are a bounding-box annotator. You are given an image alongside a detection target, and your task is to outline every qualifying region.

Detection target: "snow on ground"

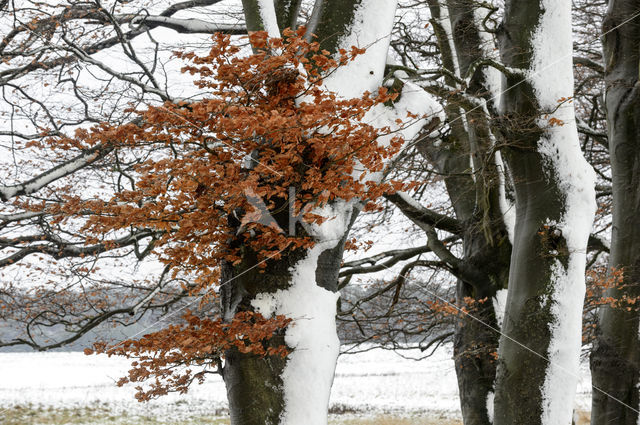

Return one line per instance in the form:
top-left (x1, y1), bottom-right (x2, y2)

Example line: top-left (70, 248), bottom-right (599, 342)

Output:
top-left (0, 346), bottom-right (593, 419)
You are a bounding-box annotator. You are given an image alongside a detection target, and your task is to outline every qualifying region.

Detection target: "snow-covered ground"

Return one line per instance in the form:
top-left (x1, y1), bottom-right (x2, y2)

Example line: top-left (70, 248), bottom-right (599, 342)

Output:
top-left (0, 346), bottom-right (592, 420)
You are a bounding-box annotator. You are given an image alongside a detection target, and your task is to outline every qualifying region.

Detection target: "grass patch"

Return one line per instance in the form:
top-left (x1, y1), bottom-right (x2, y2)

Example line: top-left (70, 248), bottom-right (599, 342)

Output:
top-left (329, 415), bottom-right (461, 425)
top-left (0, 405), bottom-right (462, 425)
top-left (0, 405), bottom-right (228, 425)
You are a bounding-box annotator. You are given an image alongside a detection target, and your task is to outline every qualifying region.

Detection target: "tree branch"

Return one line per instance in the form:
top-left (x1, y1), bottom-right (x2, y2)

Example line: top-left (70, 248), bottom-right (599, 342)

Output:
top-left (385, 192), bottom-right (462, 234)
top-left (0, 144), bottom-right (113, 201)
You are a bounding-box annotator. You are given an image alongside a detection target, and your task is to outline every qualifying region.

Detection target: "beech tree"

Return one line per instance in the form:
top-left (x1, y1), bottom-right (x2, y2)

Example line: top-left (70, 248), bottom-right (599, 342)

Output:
top-left (354, 1), bottom-right (601, 424)
top-left (398, 2), bottom-right (511, 423)
top-left (590, 0), bottom-right (640, 423)
top-left (491, 0), bottom-right (597, 423)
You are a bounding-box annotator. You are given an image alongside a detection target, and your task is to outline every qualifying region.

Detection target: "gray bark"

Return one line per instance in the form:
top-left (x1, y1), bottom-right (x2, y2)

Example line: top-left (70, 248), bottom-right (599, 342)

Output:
top-left (306, 0), bottom-right (362, 52)
top-left (590, 1), bottom-right (640, 423)
top-left (275, 0), bottom-right (302, 32)
top-left (241, 0), bottom-right (273, 33)
top-left (220, 245), bottom-right (297, 425)
top-left (416, 2), bottom-right (511, 424)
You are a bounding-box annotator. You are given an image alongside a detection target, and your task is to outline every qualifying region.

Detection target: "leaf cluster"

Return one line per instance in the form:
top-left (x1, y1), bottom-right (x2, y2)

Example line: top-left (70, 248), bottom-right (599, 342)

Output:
top-left (42, 30), bottom-right (405, 289)
top-left (87, 311), bottom-right (290, 401)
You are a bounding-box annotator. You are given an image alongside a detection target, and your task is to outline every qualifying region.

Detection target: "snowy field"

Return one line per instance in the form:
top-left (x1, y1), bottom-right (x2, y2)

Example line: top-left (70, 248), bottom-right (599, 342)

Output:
top-left (0, 346), bottom-right (593, 424)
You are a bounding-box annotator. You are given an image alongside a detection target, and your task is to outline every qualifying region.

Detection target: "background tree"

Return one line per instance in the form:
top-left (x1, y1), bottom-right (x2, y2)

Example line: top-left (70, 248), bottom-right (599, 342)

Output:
top-left (590, 0), bottom-right (640, 423)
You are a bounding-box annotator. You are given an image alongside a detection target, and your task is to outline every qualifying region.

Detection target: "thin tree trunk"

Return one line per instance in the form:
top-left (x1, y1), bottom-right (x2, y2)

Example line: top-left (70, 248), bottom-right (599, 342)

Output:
top-left (590, 1), bottom-right (640, 423)
top-left (493, 0), bottom-right (596, 424)
top-left (419, 2), bottom-right (511, 423)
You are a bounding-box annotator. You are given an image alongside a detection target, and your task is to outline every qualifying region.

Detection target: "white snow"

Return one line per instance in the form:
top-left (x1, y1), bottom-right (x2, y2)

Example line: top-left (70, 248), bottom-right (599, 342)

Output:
top-left (437, 2), bottom-right (460, 78)
top-left (323, 0), bottom-right (398, 98)
top-left (252, 201), bottom-right (352, 425)
top-left (494, 150), bottom-right (515, 244)
top-left (356, 78), bottom-right (443, 186)
top-left (527, 0), bottom-right (597, 424)
top-left (486, 390), bottom-right (495, 423)
top-left (492, 288), bottom-right (508, 330)
top-left (0, 148), bottom-right (103, 201)
top-left (135, 16), bottom-right (245, 34)
top-left (397, 191), bottom-right (427, 211)
top-left (256, 0), bottom-right (281, 37)
top-left (0, 345), bottom-right (595, 419)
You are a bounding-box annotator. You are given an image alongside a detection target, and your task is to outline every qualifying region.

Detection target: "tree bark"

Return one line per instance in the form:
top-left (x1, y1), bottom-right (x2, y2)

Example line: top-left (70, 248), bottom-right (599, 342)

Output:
top-left (417, 2), bottom-right (511, 424)
top-left (590, 1), bottom-right (640, 423)
top-left (221, 231), bottom-right (350, 425)
top-left (493, 0), bottom-right (596, 424)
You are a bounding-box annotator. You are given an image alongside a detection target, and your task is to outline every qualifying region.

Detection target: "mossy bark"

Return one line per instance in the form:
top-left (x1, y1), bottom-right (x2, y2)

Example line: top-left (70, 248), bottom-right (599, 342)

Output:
top-left (220, 243), bottom-right (305, 425)
top-left (306, 0), bottom-right (362, 53)
top-left (492, 0), bottom-right (580, 424)
top-left (590, 1), bottom-right (640, 423)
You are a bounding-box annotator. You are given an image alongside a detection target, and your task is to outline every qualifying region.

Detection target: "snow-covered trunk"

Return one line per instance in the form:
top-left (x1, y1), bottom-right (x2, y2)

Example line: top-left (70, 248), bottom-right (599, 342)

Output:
top-left (221, 208), bottom-right (356, 425)
top-left (493, 0), bottom-right (596, 424)
top-left (220, 2), bottom-right (438, 425)
top-left (220, 251), bottom-right (301, 425)
top-left (590, 1), bottom-right (640, 424)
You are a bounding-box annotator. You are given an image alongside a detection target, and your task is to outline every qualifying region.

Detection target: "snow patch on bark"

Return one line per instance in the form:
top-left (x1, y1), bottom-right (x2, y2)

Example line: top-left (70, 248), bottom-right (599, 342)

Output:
top-left (494, 151), bottom-right (515, 244)
top-left (528, 1), bottom-right (597, 424)
top-left (256, 0), bottom-right (281, 37)
top-left (540, 259), bottom-right (588, 425)
top-left (638, 380), bottom-right (640, 425)
top-left (492, 288), bottom-right (507, 330)
top-left (396, 191), bottom-right (425, 210)
top-left (486, 390), bottom-right (495, 424)
top-left (324, 0), bottom-right (398, 98)
top-left (437, 2), bottom-right (460, 78)
top-left (350, 79), bottom-right (443, 184)
top-left (134, 17), bottom-right (245, 34)
top-left (0, 149), bottom-right (102, 201)
top-left (252, 201), bottom-right (353, 425)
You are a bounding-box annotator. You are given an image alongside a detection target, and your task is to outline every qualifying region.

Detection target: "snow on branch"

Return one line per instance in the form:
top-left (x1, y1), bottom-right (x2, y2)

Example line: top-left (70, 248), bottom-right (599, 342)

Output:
top-left (0, 144), bottom-right (113, 202)
top-left (0, 229), bottom-right (160, 267)
top-left (384, 192), bottom-right (462, 235)
top-left (131, 16), bottom-right (246, 34)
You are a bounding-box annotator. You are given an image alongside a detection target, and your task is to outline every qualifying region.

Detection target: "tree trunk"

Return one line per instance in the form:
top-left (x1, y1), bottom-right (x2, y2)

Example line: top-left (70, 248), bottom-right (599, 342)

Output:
top-left (419, 2), bottom-right (511, 423)
top-left (493, 0), bottom-right (596, 424)
top-left (453, 299), bottom-right (499, 425)
top-left (590, 1), bottom-right (640, 423)
top-left (454, 225), bottom-right (510, 425)
top-left (221, 222), bottom-right (353, 425)
top-left (221, 2), bottom-right (438, 424)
